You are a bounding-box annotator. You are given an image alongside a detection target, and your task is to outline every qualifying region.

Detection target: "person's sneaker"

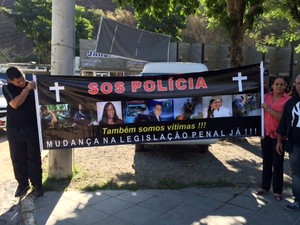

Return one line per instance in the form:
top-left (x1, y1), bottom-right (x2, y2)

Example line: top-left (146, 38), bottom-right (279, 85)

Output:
top-left (14, 184), bottom-right (30, 197)
top-left (285, 202), bottom-right (300, 210)
top-left (33, 186), bottom-right (44, 197)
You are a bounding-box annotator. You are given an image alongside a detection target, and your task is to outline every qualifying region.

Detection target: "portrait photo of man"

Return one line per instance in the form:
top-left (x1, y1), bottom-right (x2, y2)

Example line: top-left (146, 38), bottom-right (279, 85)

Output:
top-left (149, 103), bottom-right (163, 122)
top-left (213, 96), bottom-right (231, 118)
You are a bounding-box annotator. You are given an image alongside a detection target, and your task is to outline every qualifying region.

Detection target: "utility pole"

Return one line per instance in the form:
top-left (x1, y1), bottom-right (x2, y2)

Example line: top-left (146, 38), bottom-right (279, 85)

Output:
top-left (49, 0), bottom-right (75, 178)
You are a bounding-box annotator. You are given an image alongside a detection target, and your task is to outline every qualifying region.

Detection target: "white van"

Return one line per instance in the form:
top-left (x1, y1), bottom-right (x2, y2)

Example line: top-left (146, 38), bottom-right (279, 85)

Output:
top-left (135, 62), bottom-right (219, 152)
top-left (141, 62), bottom-right (209, 76)
top-left (0, 79), bottom-right (7, 129)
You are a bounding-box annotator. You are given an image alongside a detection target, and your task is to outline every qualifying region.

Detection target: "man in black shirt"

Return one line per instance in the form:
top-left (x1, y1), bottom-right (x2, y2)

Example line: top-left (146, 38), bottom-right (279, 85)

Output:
top-left (2, 66), bottom-right (43, 197)
top-left (276, 74), bottom-right (300, 210)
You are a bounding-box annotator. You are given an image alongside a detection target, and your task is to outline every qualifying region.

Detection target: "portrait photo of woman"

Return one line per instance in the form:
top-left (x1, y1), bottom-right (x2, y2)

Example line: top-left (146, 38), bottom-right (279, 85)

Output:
top-left (97, 101), bottom-right (124, 125)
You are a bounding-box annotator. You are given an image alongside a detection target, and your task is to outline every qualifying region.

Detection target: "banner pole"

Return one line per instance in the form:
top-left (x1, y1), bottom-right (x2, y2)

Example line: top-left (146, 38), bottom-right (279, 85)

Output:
top-left (33, 75), bottom-right (44, 151)
top-left (260, 61), bottom-right (265, 138)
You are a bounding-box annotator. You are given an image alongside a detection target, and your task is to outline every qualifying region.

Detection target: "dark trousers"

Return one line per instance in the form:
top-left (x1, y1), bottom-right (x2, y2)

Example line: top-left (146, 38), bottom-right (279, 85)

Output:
top-left (261, 136), bottom-right (284, 193)
top-left (289, 145), bottom-right (300, 202)
top-left (7, 127), bottom-right (42, 187)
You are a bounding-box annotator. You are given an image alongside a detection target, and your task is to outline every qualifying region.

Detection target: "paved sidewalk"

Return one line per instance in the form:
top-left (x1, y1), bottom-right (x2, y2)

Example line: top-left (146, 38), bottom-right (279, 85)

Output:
top-left (0, 180), bottom-right (21, 225)
top-left (0, 129), bottom-right (21, 225)
top-left (21, 186), bottom-right (300, 225)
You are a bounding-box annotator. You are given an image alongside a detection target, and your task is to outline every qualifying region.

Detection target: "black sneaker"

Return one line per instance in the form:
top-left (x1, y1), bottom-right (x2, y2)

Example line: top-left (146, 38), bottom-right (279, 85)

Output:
top-left (33, 186), bottom-right (44, 197)
top-left (285, 202), bottom-right (300, 210)
top-left (14, 184), bottom-right (30, 197)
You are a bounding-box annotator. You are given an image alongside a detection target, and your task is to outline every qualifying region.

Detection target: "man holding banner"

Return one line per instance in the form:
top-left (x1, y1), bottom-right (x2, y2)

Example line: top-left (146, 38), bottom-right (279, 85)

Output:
top-left (2, 66), bottom-right (43, 197)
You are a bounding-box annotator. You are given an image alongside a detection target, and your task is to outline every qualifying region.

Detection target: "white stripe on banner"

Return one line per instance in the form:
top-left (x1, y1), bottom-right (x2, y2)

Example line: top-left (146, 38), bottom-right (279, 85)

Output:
top-left (33, 74), bottom-right (44, 151)
top-left (260, 61), bottom-right (265, 138)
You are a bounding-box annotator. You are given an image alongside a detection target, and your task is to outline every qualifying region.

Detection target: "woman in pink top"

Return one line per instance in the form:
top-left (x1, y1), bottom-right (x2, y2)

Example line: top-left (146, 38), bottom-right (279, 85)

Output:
top-left (256, 76), bottom-right (291, 200)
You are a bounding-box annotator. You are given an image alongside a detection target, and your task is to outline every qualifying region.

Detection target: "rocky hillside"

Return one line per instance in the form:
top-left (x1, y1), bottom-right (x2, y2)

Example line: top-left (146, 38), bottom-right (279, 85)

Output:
top-left (0, 0), bottom-right (119, 63)
top-left (0, 0), bottom-right (33, 63)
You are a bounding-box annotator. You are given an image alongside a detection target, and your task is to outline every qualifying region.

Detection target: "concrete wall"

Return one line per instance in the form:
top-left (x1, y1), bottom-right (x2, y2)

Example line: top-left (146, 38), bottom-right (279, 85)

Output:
top-left (175, 43), bottom-right (300, 82)
top-left (79, 39), bottom-right (300, 83)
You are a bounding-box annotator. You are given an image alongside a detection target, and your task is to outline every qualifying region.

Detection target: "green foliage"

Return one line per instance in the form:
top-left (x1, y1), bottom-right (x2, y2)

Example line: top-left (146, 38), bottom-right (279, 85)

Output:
top-left (2, 0), bottom-right (94, 63)
top-left (117, 0), bottom-right (200, 18)
top-left (137, 6), bottom-right (187, 42)
top-left (201, 0), bottom-right (264, 34)
top-left (2, 0), bottom-right (299, 64)
top-left (200, 0), bottom-right (264, 67)
top-left (82, 8), bottom-right (106, 39)
top-left (116, 0), bottom-right (197, 44)
top-left (200, 0), bottom-right (228, 29)
top-left (117, 0), bottom-right (267, 66)
top-left (8, 0), bottom-right (52, 63)
top-left (75, 5), bottom-right (94, 55)
top-left (249, 0), bottom-right (300, 53)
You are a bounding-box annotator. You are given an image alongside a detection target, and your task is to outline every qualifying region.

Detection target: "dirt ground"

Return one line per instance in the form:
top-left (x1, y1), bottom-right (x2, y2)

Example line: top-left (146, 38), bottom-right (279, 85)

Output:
top-left (42, 137), bottom-right (292, 190)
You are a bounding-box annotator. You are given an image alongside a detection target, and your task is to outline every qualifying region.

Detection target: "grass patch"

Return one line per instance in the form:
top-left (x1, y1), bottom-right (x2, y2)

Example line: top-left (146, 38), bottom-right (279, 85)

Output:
top-left (42, 169), bottom-right (237, 191)
top-left (42, 165), bottom-right (81, 191)
top-left (82, 181), bottom-right (144, 191)
top-left (157, 179), bottom-right (186, 189)
top-left (42, 157), bottom-right (238, 191)
top-left (42, 164), bottom-right (145, 191)
top-left (43, 177), bottom-right (72, 191)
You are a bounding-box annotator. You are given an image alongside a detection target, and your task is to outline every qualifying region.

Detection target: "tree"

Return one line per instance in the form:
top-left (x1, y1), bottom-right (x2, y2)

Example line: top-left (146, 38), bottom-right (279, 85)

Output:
top-left (283, 0), bottom-right (300, 23)
top-left (1, 0), bottom-right (93, 63)
top-left (74, 5), bottom-right (94, 56)
top-left (81, 8), bottom-right (106, 39)
top-left (200, 0), bottom-right (264, 67)
top-left (181, 14), bottom-right (230, 44)
top-left (117, 0), bottom-right (264, 67)
top-left (1, 0), bottom-right (52, 63)
top-left (249, 0), bottom-right (300, 54)
top-left (137, 7), bottom-right (187, 42)
top-left (105, 8), bottom-right (136, 27)
top-left (117, 0), bottom-right (200, 18)
top-left (117, 0), bottom-right (200, 42)
top-left (115, 1), bottom-right (190, 41)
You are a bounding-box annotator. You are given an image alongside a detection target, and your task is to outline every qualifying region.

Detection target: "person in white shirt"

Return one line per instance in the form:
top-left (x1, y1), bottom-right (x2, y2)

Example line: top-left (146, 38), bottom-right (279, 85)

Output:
top-left (213, 97), bottom-right (231, 118)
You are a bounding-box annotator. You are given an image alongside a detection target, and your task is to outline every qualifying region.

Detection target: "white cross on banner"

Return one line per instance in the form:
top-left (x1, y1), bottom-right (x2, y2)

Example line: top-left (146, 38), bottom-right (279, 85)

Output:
top-left (49, 82), bottom-right (65, 102)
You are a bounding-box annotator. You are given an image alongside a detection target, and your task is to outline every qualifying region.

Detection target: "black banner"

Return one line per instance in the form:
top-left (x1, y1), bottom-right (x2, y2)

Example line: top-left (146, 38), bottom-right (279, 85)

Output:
top-left (35, 64), bottom-right (262, 150)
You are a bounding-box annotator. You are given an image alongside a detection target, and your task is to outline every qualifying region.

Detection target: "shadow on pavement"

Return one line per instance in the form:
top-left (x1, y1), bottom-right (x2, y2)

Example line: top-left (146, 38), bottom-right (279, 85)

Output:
top-left (227, 137), bottom-right (262, 158)
top-left (25, 177), bottom-right (72, 225)
top-left (0, 129), bottom-right (7, 144)
top-left (133, 143), bottom-right (262, 188)
top-left (0, 180), bottom-right (21, 225)
top-left (0, 204), bottom-right (21, 225)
